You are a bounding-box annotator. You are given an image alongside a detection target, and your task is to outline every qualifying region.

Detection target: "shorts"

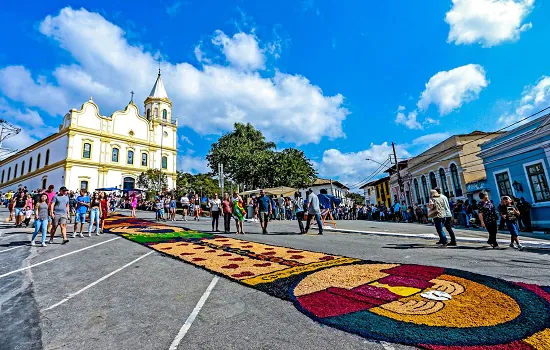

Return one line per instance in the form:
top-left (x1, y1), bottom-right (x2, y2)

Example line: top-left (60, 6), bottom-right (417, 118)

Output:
top-left (182, 205), bottom-right (189, 210)
top-left (53, 214), bottom-right (68, 226)
top-left (259, 211), bottom-right (269, 223)
top-left (75, 212), bottom-right (87, 223)
top-left (14, 207), bottom-right (24, 216)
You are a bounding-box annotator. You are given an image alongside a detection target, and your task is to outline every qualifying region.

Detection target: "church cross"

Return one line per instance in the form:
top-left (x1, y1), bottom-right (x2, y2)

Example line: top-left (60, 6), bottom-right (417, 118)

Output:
top-left (130, 90), bottom-right (135, 102)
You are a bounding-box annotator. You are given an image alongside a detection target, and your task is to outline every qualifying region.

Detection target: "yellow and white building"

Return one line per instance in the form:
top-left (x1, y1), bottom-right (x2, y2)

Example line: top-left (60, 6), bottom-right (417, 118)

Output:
top-left (0, 72), bottom-right (177, 192)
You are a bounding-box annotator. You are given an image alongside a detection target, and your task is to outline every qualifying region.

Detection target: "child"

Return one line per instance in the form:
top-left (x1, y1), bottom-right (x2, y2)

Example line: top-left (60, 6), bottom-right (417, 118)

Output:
top-left (24, 206), bottom-right (33, 227)
top-left (155, 199), bottom-right (164, 221)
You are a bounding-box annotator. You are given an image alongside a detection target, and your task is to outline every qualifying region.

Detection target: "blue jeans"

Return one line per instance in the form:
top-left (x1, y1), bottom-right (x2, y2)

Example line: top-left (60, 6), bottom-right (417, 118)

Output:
top-left (433, 217), bottom-right (456, 244)
top-left (305, 213), bottom-right (323, 233)
top-left (88, 208), bottom-right (100, 234)
top-left (32, 218), bottom-right (48, 243)
top-left (506, 220), bottom-right (519, 237)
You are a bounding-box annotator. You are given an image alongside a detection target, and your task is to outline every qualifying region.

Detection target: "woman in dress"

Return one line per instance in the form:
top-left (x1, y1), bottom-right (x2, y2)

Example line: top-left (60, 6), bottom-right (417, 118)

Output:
top-left (130, 194), bottom-right (138, 218)
top-left (232, 191), bottom-right (246, 234)
top-left (99, 192), bottom-right (108, 233)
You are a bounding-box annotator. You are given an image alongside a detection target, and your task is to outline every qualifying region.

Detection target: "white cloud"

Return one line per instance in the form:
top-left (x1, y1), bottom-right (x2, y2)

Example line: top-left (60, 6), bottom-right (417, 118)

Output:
top-left (445, 0), bottom-right (534, 48)
top-left (0, 7), bottom-right (348, 146)
top-left (412, 132), bottom-right (451, 146)
top-left (498, 76), bottom-right (550, 125)
top-left (180, 135), bottom-right (193, 146)
top-left (317, 143), bottom-right (411, 188)
top-left (179, 154), bottom-right (210, 174)
top-left (395, 109), bottom-right (422, 130)
top-left (212, 30), bottom-right (265, 71)
top-left (417, 64), bottom-right (488, 116)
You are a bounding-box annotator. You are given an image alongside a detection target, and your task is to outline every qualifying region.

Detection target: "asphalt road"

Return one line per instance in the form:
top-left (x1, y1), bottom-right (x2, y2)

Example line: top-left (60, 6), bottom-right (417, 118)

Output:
top-left (2, 209), bottom-right (550, 350)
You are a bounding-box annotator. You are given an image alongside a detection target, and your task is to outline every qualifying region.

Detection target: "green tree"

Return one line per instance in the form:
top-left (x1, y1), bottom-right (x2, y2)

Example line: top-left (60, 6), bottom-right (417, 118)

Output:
top-left (136, 169), bottom-right (167, 192)
top-left (207, 123), bottom-right (316, 189)
top-left (175, 172), bottom-right (236, 198)
top-left (346, 192), bottom-right (365, 205)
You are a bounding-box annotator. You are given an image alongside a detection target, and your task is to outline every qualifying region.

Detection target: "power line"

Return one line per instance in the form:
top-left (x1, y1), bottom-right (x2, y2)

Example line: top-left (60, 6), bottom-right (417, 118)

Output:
top-left (348, 159), bottom-right (391, 190)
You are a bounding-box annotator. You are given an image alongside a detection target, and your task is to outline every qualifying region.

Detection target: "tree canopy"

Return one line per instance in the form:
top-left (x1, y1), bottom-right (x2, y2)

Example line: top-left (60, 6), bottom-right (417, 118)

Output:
top-left (136, 169), bottom-right (167, 192)
top-left (206, 123), bottom-right (316, 190)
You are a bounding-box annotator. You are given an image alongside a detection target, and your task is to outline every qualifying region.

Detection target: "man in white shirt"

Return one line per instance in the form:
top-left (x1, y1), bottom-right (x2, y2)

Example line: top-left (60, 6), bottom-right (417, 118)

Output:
top-left (209, 193), bottom-right (222, 232)
top-left (180, 194), bottom-right (190, 221)
top-left (304, 189), bottom-right (323, 235)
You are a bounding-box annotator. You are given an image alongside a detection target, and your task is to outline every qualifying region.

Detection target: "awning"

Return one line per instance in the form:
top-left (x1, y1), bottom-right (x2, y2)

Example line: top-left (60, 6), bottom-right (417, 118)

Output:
top-left (264, 186), bottom-right (297, 196)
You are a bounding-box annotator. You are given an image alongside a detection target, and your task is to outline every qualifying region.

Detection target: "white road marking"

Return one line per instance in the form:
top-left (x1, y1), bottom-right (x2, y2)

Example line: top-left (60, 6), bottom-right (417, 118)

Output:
top-left (168, 276), bottom-right (220, 350)
top-left (379, 341), bottom-right (396, 350)
top-left (0, 237), bottom-right (120, 279)
top-left (41, 250), bottom-right (154, 312)
top-left (0, 246), bottom-right (25, 254)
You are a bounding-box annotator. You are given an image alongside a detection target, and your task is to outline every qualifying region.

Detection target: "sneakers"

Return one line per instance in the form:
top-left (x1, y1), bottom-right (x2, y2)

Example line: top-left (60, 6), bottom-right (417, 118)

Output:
top-left (518, 244), bottom-right (525, 251)
top-left (509, 243), bottom-right (516, 249)
top-left (95, 232), bottom-right (100, 236)
top-left (87, 233), bottom-right (92, 237)
top-left (447, 241), bottom-right (457, 247)
top-left (62, 239), bottom-right (69, 245)
top-left (79, 232), bottom-right (84, 238)
top-left (30, 240), bottom-right (36, 246)
top-left (48, 239), bottom-right (54, 244)
top-left (72, 233), bottom-right (76, 238)
top-left (41, 242), bottom-right (47, 247)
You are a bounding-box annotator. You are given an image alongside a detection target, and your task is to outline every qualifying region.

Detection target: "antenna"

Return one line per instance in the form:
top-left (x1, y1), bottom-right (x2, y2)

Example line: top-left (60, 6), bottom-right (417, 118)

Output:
top-left (0, 119), bottom-right (22, 160)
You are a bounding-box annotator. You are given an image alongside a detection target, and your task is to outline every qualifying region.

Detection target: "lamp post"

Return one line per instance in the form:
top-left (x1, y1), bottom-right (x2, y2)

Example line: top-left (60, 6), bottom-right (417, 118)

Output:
top-left (365, 158), bottom-right (388, 167)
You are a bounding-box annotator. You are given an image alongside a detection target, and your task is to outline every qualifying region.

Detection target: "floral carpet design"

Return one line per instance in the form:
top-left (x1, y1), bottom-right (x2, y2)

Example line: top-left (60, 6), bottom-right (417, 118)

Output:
top-left (104, 216), bottom-right (550, 349)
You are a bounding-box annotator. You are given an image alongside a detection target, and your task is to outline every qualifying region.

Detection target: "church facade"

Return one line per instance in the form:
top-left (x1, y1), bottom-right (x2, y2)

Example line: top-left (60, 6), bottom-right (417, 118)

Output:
top-left (0, 72), bottom-right (177, 193)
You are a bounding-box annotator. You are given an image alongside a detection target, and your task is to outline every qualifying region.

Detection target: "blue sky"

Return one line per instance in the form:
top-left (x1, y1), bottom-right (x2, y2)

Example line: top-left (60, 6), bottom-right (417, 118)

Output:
top-left (1, 0), bottom-right (549, 189)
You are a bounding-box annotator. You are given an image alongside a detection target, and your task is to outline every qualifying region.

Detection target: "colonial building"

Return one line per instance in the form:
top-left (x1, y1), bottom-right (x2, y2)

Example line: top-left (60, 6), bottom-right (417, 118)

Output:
top-left (371, 176), bottom-right (391, 207)
top-left (0, 72), bottom-right (178, 193)
top-left (478, 113), bottom-right (550, 230)
top-left (407, 131), bottom-right (501, 205)
top-left (360, 180), bottom-right (377, 205)
top-left (384, 160), bottom-right (412, 206)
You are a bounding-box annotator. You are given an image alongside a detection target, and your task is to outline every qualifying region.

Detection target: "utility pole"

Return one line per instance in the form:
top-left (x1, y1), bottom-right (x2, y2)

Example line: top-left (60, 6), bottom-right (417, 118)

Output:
top-left (391, 142), bottom-right (403, 205)
top-left (218, 163), bottom-right (225, 194)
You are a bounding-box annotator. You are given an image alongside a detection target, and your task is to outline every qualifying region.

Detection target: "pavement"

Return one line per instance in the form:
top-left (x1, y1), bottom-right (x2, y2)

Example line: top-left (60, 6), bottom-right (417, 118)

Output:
top-left (2, 208), bottom-right (550, 350)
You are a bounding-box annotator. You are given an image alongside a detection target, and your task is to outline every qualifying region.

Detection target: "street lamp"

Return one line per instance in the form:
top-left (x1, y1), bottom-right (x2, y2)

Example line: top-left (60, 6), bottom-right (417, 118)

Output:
top-left (365, 158), bottom-right (387, 167)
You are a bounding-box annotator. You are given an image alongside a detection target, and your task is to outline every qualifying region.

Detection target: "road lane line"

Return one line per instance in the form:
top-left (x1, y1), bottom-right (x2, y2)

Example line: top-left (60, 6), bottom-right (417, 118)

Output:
top-left (0, 246), bottom-right (25, 254)
top-left (168, 276), bottom-right (220, 350)
top-left (0, 237), bottom-right (120, 279)
top-left (379, 341), bottom-right (396, 350)
top-left (41, 251), bottom-right (154, 312)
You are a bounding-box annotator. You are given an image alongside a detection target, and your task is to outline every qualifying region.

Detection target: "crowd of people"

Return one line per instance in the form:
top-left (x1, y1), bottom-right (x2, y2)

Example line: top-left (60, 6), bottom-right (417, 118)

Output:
top-left (0, 183), bottom-right (532, 250)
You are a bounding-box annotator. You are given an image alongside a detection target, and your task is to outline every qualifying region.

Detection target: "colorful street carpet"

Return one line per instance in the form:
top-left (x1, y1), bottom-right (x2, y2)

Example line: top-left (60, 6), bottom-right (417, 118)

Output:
top-left (104, 216), bottom-right (550, 349)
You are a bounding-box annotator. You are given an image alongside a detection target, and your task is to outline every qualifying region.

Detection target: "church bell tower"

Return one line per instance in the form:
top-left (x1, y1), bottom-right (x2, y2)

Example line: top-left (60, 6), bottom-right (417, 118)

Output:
top-left (144, 69), bottom-right (172, 123)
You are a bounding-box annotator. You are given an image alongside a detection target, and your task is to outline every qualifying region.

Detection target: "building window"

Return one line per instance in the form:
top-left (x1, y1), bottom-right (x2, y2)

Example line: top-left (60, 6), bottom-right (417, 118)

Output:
top-left (385, 182), bottom-right (389, 193)
top-left (37, 154), bottom-right (41, 169)
top-left (526, 163), bottom-right (550, 202)
top-left (28, 157), bottom-right (33, 173)
top-left (83, 143), bottom-right (91, 159)
top-left (14, 164), bottom-right (18, 179)
top-left (146, 109), bottom-right (151, 120)
top-left (161, 156), bottom-right (167, 169)
top-left (429, 172), bottom-right (437, 189)
top-left (127, 150), bottom-right (134, 165)
top-left (439, 168), bottom-right (449, 197)
top-left (450, 163), bottom-right (462, 197)
top-left (162, 109), bottom-right (167, 120)
top-left (367, 189), bottom-right (371, 196)
top-left (414, 178), bottom-right (421, 204)
top-left (21, 161), bottom-right (25, 176)
top-left (42, 178), bottom-right (47, 189)
top-left (112, 148), bottom-right (119, 162)
top-left (1, 170), bottom-right (4, 183)
top-left (123, 177), bottom-right (135, 190)
top-left (495, 171), bottom-right (513, 198)
top-left (141, 153), bottom-right (148, 166)
top-left (7, 167), bottom-right (11, 181)
top-left (421, 175), bottom-right (429, 203)
top-left (45, 150), bottom-right (50, 166)
top-left (80, 181), bottom-right (88, 191)
top-left (154, 108), bottom-right (158, 117)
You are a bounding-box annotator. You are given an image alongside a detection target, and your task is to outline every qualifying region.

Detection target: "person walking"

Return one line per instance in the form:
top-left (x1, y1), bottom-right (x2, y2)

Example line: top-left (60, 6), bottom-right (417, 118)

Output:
top-left (256, 189), bottom-right (272, 234)
top-left (169, 196), bottom-right (177, 221)
top-left (221, 193), bottom-right (232, 233)
top-left (499, 196), bottom-right (524, 251)
top-left (232, 191), bottom-right (246, 234)
top-left (180, 193), bottom-right (190, 221)
top-left (295, 199), bottom-right (306, 234)
top-left (13, 193), bottom-right (26, 227)
top-left (99, 192), bottom-right (108, 233)
top-left (210, 193), bottom-right (221, 232)
top-left (304, 190), bottom-right (323, 235)
top-left (437, 188), bottom-right (457, 246)
top-left (193, 194), bottom-right (201, 221)
top-left (88, 192), bottom-right (102, 236)
top-left (73, 189), bottom-right (89, 238)
top-left (130, 194), bottom-right (138, 218)
top-left (517, 197), bottom-right (532, 232)
top-left (31, 193), bottom-right (49, 247)
top-left (428, 189), bottom-right (457, 246)
top-left (478, 191), bottom-right (500, 248)
top-left (48, 187), bottom-right (70, 245)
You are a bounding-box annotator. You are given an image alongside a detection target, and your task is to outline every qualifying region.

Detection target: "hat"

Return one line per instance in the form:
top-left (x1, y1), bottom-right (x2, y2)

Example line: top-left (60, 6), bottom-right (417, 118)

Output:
top-left (59, 186), bottom-right (68, 191)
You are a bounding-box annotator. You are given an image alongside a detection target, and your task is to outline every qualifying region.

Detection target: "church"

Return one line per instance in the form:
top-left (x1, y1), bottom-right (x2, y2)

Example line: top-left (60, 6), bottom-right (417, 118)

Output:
top-left (0, 72), bottom-right (177, 193)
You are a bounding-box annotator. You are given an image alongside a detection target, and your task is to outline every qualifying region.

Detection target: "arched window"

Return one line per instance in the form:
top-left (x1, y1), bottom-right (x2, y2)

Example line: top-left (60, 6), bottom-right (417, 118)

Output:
top-left (154, 108), bottom-right (158, 117)
top-left (413, 178), bottom-right (421, 204)
top-left (161, 156), bottom-right (167, 169)
top-left (146, 109), bottom-right (151, 120)
top-left (421, 175), bottom-right (429, 203)
top-left (112, 148), bottom-right (119, 162)
top-left (162, 109), bottom-right (167, 120)
top-left (123, 177), bottom-right (135, 190)
top-left (141, 153), bottom-right (148, 167)
top-left (28, 157), bottom-right (33, 173)
top-left (1, 170), bottom-right (4, 183)
top-left (450, 163), bottom-right (462, 197)
top-left (14, 164), bottom-right (18, 179)
top-left (429, 172), bottom-right (437, 189)
top-left (127, 150), bottom-right (134, 165)
top-left (82, 143), bottom-right (91, 159)
top-left (21, 161), bottom-right (25, 176)
top-left (45, 149), bottom-right (50, 166)
top-left (36, 154), bottom-right (41, 169)
top-left (439, 168), bottom-right (449, 197)
top-left (7, 167), bottom-right (11, 181)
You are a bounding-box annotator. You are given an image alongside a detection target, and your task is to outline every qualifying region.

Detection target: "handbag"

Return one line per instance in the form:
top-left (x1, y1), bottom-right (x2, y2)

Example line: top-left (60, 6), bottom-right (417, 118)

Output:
top-left (427, 202), bottom-right (439, 218)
